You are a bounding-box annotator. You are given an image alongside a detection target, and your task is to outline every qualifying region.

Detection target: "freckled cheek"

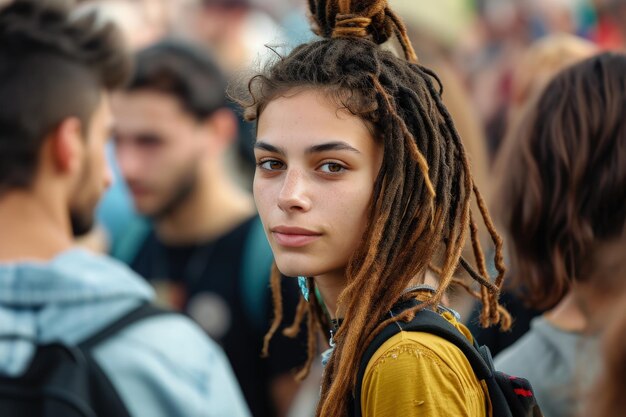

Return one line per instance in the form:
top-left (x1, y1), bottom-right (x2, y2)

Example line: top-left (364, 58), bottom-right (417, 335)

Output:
top-left (324, 184), bottom-right (373, 238)
top-left (253, 180), bottom-right (277, 218)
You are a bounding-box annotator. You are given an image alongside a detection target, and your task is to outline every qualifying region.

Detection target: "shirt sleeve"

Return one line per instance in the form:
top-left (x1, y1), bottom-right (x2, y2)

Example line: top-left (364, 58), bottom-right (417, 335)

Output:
top-left (361, 336), bottom-right (487, 417)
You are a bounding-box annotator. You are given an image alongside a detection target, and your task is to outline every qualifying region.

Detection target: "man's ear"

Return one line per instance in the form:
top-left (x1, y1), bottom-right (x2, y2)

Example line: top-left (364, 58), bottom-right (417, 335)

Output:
top-left (202, 108), bottom-right (238, 154)
top-left (50, 117), bottom-right (84, 174)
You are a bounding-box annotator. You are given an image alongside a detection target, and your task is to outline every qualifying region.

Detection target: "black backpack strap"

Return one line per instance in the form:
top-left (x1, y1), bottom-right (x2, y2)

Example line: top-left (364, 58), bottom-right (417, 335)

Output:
top-left (79, 302), bottom-right (172, 351)
top-left (399, 316), bottom-right (517, 417)
top-left (75, 303), bottom-right (172, 417)
top-left (396, 308), bottom-right (492, 378)
top-left (0, 303), bottom-right (172, 417)
top-left (353, 301), bottom-right (493, 417)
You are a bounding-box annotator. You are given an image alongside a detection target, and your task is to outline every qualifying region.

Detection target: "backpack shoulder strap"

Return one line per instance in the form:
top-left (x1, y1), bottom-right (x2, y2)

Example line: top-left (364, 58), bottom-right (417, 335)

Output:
top-left (353, 302), bottom-right (492, 417)
top-left (397, 309), bottom-right (492, 378)
top-left (79, 303), bottom-right (171, 351)
top-left (0, 304), bottom-right (171, 417)
top-left (75, 303), bottom-right (171, 417)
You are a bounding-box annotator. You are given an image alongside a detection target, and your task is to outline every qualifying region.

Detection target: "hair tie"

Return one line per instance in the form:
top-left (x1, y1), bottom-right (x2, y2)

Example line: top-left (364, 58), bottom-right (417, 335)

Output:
top-left (332, 13), bottom-right (371, 39)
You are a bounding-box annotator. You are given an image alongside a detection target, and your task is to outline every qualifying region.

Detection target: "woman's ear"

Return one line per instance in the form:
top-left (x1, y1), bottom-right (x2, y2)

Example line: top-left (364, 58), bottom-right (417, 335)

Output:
top-left (50, 117), bottom-right (84, 175)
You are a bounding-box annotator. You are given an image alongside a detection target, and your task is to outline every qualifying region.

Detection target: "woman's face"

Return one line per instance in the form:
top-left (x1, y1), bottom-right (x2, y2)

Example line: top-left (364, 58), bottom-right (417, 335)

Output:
top-left (254, 89), bottom-right (383, 280)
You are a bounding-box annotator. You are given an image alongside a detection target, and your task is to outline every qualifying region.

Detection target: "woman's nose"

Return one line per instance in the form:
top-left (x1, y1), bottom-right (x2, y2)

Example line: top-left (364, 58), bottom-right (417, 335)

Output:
top-left (277, 169), bottom-right (312, 213)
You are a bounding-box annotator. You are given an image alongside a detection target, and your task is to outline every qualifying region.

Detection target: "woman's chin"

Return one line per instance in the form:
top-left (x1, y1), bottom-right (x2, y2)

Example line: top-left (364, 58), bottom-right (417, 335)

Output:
top-left (275, 260), bottom-right (320, 278)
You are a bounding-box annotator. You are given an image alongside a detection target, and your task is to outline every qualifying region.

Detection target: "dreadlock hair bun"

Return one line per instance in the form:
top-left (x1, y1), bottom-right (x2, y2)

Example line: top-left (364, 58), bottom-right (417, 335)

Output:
top-left (310, 0), bottom-right (417, 61)
top-left (332, 14), bottom-right (373, 39)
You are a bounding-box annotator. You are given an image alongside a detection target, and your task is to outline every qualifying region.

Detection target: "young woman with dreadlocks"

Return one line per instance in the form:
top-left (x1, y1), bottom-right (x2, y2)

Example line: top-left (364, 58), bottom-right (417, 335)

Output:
top-left (244, 1), bottom-right (510, 416)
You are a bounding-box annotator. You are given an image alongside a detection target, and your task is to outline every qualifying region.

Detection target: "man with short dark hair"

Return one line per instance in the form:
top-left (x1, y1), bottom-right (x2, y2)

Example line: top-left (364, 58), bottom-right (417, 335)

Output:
top-left (0, 1), bottom-right (250, 416)
top-left (111, 40), bottom-right (307, 417)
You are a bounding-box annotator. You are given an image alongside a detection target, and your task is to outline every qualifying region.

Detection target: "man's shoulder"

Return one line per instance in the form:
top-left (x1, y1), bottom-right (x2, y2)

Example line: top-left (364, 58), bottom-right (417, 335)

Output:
top-left (93, 310), bottom-right (251, 417)
top-left (96, 310), bottom-right (223, 370)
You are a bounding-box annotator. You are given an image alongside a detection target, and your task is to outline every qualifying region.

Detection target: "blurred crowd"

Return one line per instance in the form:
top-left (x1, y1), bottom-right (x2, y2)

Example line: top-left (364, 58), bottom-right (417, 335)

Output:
top-left (1, 1), bottom-right (626, 417)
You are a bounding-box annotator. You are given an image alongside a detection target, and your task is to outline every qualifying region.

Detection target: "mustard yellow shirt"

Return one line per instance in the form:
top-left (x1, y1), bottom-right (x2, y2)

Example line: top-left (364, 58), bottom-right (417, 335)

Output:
top-left (361, 311), bottom-right (490, 417)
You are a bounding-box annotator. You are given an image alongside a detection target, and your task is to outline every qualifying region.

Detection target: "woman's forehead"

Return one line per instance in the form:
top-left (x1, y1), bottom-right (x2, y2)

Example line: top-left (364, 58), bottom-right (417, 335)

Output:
top-left (256, 90), bottom-right (375, 149)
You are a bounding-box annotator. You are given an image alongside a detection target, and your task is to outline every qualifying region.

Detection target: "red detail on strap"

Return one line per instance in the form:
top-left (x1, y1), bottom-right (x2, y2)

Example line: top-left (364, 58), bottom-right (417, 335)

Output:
top-left (514, 388), bottom-right (533, 398)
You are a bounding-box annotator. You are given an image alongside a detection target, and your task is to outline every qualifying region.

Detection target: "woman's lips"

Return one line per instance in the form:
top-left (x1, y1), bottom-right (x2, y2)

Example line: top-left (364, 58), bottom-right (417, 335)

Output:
top-left (271, 226), bottom-right (321, 248)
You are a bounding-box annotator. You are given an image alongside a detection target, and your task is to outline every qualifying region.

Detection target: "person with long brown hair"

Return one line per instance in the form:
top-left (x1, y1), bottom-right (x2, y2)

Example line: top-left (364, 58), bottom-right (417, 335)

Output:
top-left (468, 33), bottom-right (598, 359)
top-left (493, 52), bottom-right (626, 417)
top-left (241, 0), bottom-right (511, 416)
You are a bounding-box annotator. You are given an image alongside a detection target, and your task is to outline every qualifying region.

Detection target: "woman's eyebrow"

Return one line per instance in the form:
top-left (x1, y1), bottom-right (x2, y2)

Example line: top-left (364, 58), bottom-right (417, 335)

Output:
top-left (254, 140), bottom-right (361, 155)
top-left (254, 141), bottom-right (285, 155)
top-left (306, 141), bottom-right (361, 154)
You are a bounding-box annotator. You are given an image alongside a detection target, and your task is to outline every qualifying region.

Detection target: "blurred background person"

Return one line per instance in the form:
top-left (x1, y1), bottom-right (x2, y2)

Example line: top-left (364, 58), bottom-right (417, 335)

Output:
top-left (171, 0), bottom-right (293, 187)
top-left (492, 52), bottom-right (626, 417)
top-left (91, 0), bottom-right (299, 250)
top-left (76, 0), bottom-right (174, 251)
top-left (593, 0), bottom-right (626, 48)
top-left (459, 0), bottom-right (530, 159)
top-left (505, 33), bottom-right (597, 129)
top-left (457, 0), bottom-right (601, 159)
top-left (111, 39), bottom-right (307, 417)
top-left (173, 0), bottom-right (285, 73)
top-left (79, 0), bottom-right (170, 50)
top-left (467, 33), bottom-right (598, 357)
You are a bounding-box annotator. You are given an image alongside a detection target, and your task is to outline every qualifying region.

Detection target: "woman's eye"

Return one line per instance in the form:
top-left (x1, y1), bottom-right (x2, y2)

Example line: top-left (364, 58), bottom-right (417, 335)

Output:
top-left (319, 162), bottom-right (346, 174)
top-left (258, 160), bottom-right (285, 171)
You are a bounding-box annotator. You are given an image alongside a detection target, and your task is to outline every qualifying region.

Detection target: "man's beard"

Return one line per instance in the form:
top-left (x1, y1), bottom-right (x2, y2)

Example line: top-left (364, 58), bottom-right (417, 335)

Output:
top-left (70, 209), bottom-right (95, 237)
top-left (149, 166), bottom-right (199, 221)
top-left (69, 156), bottom-right (97, 238)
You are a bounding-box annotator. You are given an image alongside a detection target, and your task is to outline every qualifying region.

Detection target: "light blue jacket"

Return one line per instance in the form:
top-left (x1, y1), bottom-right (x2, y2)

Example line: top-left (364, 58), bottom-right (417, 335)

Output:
top-left (0, 248), bottom-right (251, 417)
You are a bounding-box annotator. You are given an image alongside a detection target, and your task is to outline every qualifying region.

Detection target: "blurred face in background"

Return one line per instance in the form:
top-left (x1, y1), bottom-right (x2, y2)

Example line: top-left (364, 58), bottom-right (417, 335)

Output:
top-left (70, 93), bottom-right (115, 236)
top-left (186, 3), bottom-right (249, 72)
top-left (77, 0), bottom-right (170, 50)
top-left (112, 90), bottom-right (206, 219)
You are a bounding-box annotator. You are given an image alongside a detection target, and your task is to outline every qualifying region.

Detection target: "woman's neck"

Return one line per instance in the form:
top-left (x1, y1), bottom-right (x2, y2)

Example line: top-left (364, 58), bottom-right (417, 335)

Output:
top-left (543, 279), bottom-right (626, 334)
top-left (314, 271), bottom-right (348, 319)
top-left (543, 291), bottom-right (587, 332)
top-left (314, 269), bottom-right (436, 319)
